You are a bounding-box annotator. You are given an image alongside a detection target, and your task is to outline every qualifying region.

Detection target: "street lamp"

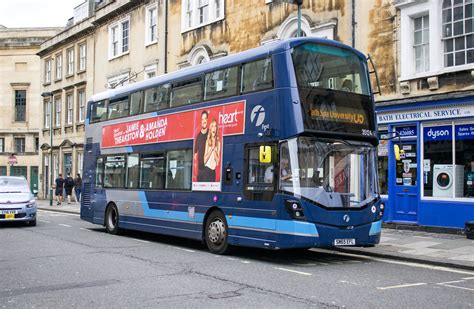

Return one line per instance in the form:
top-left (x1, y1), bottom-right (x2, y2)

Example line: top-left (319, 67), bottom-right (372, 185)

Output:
top-left (41, 91), bottom-right (53, 206)
top-left (275, 0), bottom-right (304, 37)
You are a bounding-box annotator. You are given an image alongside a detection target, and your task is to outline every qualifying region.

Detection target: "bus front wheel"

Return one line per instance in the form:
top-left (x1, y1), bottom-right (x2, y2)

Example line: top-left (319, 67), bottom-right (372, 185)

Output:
top-left (105, 203), bottom-right (120, 235)
top-left (205, 211), bottom-right (229, 255)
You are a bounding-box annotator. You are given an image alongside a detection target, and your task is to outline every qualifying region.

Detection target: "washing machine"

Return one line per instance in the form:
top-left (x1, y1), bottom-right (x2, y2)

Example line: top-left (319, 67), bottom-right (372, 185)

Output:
top-left (433, 164), bottom-right (464, 198)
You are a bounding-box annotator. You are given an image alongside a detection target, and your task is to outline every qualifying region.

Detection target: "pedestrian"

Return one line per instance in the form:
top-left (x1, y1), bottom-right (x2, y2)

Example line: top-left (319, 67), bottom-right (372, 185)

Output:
top-left (54, 173), bottom-right (65, 206)
top-left (74, 173), bottom-right (82, 203)
top-left (64, 173), bottom-right (74, 204)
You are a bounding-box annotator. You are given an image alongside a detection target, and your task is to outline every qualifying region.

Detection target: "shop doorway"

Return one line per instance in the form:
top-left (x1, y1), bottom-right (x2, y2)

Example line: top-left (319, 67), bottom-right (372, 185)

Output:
top-left (393, 140), bottom-right (419, 223)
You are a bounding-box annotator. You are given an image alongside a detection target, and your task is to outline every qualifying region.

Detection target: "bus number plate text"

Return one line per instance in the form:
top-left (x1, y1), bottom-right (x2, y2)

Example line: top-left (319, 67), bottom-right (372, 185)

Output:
top-left (334, 238), bottom-right (355, 246)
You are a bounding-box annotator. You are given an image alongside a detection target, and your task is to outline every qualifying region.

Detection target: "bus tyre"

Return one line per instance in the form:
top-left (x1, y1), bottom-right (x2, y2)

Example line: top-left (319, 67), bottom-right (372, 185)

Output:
top-left (105, 204), bottom-right (120, 235)
top-left (205, 211), bottom-right (230, 255)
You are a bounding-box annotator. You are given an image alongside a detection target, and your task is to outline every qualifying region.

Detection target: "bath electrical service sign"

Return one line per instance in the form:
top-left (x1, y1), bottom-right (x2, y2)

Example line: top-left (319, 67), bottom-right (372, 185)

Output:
top-left (377, 105), bottom-right (474, 124)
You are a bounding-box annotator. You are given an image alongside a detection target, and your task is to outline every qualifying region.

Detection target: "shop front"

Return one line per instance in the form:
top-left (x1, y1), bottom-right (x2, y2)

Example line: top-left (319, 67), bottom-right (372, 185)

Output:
top-left (376, 97), bottom-right (474, 229)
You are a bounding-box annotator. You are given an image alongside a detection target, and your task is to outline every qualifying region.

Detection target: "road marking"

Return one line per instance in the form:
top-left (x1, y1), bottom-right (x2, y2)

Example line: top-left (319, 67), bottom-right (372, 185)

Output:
top-left (438, 280), bottom-right (466, 284)
top-left (437, 283), bottom-right (474, 292)
top-left (462, 277), bottom-right (474, 280)
top-left (321, 250), bottom-right (474, 276)
top-left (79, 228), bottom-right (91, 232)
top-left (131, 238), bottom-right (150, 244)
top-left (274, 267), bottom-right (312, 276)
top-left (58, 224), bottom-right (71, 227)
top-left (227, 257), bottom-right (237, 261)
top-left (38, 209), bottom-right (79, 217)
top-left (39, 220), bottom-right (50, 223)
top-left (241, 260), bottom-right (251, 264)
top-left (170, 246), bottom-right (195, 253)
top-left (377, 283), bottom-right (427, 290)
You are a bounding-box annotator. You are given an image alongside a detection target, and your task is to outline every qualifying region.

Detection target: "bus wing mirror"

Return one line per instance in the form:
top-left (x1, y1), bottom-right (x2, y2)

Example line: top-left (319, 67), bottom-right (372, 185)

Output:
top-left (259, 146), bottom-right (272, 164)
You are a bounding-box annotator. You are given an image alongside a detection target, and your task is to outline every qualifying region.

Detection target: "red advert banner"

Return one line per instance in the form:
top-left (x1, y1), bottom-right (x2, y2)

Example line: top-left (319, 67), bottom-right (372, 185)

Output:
top-left (101, 101), bottom-right (246, 148)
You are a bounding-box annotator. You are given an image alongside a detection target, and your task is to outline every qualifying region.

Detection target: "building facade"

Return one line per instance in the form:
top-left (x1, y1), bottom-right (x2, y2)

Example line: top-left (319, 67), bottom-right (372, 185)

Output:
top-left (375, 0), bottom-right (474, 229)
top-left (0, 26), bottom-right (60, 194)
top-left (38, 1), bottom-right (94, 198)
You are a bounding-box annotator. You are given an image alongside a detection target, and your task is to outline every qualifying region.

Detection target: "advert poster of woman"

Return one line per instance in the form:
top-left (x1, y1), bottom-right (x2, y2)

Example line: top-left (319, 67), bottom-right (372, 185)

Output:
top-left (192, 110), bottom-right (223, 191)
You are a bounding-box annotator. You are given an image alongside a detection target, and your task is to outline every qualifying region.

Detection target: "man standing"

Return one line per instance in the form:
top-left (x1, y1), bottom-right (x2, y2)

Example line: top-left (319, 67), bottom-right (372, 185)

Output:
top-left (54, 174), bottom-right (65, 206)
top-left (194, 111), bottom-right (210, 181)
top-left (74, 173), bottom-right (82, 203)
top-left (64, 173), bottom-right (74, 204)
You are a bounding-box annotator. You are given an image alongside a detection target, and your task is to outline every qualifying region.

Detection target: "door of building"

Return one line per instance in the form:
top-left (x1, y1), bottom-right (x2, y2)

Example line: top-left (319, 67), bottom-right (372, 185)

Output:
top-left (393, 139), bottom-right (419, 223)
top-left (30, 166), bottom-right (38, 193)
top-left (10, 166), bottom-right (27, 179)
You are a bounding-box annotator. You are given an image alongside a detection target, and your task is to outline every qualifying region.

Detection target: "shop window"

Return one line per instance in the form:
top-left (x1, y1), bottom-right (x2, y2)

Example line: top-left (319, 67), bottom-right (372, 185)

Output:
top-left (396, 143), bottom-right (417, 187)
top-left (377, 132), bottom-right (389, 195)
top-left (455, 124), bottom-right (474, 198)
top-left (423, 125), bottom-right (453, 197)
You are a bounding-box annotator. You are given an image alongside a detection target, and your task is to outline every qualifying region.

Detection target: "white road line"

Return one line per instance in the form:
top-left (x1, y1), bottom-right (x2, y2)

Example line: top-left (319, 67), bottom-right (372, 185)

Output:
top-left (438, 280), bottom-right (466, 284)
top-left (79, 228), bottom-right (91, 232)
top-left (322, 250), bottom-right (474, 276)
top-left (38, 209), bottom-right (79, 217)
top-left (39, 220), bottom-right (50, 223)
top-left (169, 246), bottom-right (195, 253)
top-left (58, 224), bottom-right (71, 227)
top-left (274, 267), bottom-right (312, 276)
top-left (437, 283), bottom-right (474, 292)
top-left (377, 283), bottom-right (427, 290)
top-left (131, 238), bottom-right (150, 244)
top-left (227, 257), bottom-right (237, 261)
top-left (241, 260), bottom-right (251, 264)
top-left (462, 277), bottom-right (474, 280)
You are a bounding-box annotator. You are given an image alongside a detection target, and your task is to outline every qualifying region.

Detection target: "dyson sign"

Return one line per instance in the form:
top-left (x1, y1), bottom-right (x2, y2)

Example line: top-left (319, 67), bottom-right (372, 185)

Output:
top-left (424, 126), bottom-right (452, 141)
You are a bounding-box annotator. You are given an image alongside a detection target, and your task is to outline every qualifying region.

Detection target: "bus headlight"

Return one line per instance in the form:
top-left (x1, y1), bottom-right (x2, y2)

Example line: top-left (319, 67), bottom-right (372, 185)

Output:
top-left (285, 200), bottom-right (305, 220)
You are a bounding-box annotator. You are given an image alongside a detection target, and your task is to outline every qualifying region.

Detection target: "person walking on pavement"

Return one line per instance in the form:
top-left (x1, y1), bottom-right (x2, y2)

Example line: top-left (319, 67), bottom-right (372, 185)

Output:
top-left (64, 173), bottom-right (74, 204)
top-left (74, 173), bottom-right (82, 203)
top-left (54, 174), bottom-right (65, 206)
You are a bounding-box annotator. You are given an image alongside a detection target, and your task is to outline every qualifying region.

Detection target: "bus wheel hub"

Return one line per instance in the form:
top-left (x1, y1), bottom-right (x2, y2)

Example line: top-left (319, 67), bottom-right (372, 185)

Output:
top-left (209, 220), bottom-right (225, 244)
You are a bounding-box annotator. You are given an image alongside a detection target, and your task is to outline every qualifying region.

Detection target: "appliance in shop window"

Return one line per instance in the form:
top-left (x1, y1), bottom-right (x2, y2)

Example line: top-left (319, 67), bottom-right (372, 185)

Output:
top-left (432, 164), bottom-right (464, 198)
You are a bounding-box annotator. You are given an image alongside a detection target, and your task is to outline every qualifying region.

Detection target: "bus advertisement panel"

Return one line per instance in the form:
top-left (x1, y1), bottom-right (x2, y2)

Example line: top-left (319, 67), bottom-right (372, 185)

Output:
top-left (101, 101), bottom-right (246, 191)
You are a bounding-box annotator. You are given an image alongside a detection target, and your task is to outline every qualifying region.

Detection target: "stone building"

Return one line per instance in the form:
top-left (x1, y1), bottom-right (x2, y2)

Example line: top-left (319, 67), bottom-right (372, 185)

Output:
top-left (0, 26), bottom-right (60, 194)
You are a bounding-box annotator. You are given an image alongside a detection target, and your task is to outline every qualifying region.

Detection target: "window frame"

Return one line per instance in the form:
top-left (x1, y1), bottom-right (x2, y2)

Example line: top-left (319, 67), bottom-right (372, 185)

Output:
top-left (181, 0), bottom-right (225, 33)
top-left (55, 53), bottom-right (63, 80)
top-left (44, 100), bottom-right (51, 129)
top-left (66, 92), bottom-right (74, 125)
top-left (54, 95), bottom-right (62, 128)
top-left (44, 58), bottom-right (52, 84)
top-left (145, 4), bottom-right (158, 46)
top-left (66, 47), bottom-right (75, 76)
top-left (0, 138), bottom-right (4, 153)
top-left (14, 89), bottom-right (27, 122)
top-left (108, 16), bottom-right (131, 60)
top-left (14, 137), bottom-right (25, 154)
top-left (77, 89), bottom-right (86, 123)
top-left (78, 42), bottom-right (87, 72)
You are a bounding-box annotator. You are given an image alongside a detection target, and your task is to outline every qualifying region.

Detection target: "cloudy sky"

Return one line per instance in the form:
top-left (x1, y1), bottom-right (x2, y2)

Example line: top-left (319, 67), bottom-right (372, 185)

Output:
top-left (0, 0), bottom-right (84, 28)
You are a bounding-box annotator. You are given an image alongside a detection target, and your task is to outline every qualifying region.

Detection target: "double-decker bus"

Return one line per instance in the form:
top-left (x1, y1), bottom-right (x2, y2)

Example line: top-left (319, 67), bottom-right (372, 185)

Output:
top-left (80, 37), bottom-right (383, 254)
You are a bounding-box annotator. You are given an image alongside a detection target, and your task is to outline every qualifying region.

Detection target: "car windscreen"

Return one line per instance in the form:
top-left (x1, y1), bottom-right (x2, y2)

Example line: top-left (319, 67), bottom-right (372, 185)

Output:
top-left (0, 178), bottom-right (30, 193)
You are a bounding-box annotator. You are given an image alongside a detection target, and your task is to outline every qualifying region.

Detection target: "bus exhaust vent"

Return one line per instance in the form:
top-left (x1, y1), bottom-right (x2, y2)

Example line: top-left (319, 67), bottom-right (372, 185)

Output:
top-left (82, 184), bottom-right (91, 207)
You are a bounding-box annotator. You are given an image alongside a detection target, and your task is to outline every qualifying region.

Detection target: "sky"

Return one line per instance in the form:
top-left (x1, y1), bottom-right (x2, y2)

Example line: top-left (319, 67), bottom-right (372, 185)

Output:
top-left (0, 0), bottom-right (84, 28)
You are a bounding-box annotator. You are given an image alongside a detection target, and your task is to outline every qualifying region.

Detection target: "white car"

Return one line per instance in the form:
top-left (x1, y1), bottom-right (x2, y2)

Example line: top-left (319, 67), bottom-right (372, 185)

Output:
top-left (0, 176), bottom-right (37, 226)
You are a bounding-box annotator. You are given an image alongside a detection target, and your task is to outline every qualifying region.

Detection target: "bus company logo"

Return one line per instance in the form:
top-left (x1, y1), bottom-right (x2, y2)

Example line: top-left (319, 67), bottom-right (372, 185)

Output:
top-left (250, 105), bottom-right (265, 127)
top-left (343, 214), bottom-right (350, 223)
top-left (427, 128), bottom-right (450, 140)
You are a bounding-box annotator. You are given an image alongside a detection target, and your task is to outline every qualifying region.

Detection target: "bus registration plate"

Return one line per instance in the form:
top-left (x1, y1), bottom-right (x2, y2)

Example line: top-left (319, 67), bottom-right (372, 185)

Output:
top-left (334, 238), bottom-right (355, 246)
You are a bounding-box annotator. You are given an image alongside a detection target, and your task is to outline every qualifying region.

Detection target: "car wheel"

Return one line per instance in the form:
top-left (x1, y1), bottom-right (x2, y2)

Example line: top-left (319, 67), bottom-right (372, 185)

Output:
top-left (205, 211), bottom-right (230, 255)
top-left (105, 204), bottom-right (120, 235)
top-left (28, 219), bottom-right (36, 227)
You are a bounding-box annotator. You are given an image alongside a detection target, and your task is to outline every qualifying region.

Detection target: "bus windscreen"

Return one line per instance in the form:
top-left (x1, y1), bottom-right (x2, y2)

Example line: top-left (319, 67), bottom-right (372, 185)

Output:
top-left (292, 43), bottom-right (375, 137)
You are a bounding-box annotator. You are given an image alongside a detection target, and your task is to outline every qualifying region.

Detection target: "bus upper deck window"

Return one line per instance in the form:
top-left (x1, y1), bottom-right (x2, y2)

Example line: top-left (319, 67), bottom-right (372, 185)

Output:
top-left (241, 58), bottom-right (273, 94)
top-left (91, 101), bottom-right (107, 123)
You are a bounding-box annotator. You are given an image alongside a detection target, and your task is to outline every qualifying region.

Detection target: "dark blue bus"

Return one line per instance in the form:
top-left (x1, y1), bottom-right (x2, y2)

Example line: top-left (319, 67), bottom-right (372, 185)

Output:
top-left (80, 37), bottom-right (383, 254)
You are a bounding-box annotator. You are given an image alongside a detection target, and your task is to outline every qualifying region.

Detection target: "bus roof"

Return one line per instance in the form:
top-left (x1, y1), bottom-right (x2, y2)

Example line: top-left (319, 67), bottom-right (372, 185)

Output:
top-left (90, 37), bottom-right (367, 103)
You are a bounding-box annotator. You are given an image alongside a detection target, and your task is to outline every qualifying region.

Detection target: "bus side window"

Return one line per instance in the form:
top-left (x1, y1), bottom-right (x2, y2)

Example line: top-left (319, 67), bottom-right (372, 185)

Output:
top-left (144, 84), bottom-right (170, 112)
top-left (130, 91), bottom-right (143, 116)
top-left (170, 79), bottom-right (202, 108)
top-left (204, 66), bottom-right (239, 101)
top-left (90, 100), bottom-right (107, 123)
top-left (108, 97), bottom-right (129, 120)
top-left (241, 58), bottom-right (273, 94)
top-left (95, 157), bottom-right (104, 187)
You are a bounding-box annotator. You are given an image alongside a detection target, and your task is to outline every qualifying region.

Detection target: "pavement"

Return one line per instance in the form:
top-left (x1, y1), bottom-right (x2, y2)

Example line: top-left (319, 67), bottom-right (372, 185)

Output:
top-left (36, 199), bottom-right (474, 271)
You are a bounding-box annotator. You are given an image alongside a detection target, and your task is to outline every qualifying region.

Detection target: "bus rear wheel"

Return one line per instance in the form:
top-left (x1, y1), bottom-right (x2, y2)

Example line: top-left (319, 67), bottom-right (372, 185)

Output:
top-left (105, 204), bottom-right (120, 235)
top-left (205, 211), bottom-right (229, 255)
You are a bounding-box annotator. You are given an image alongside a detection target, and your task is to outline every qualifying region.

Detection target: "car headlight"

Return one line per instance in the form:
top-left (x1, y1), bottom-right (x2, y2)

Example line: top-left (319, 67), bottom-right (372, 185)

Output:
top-left (26, 200), bottom-right (36, 208)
